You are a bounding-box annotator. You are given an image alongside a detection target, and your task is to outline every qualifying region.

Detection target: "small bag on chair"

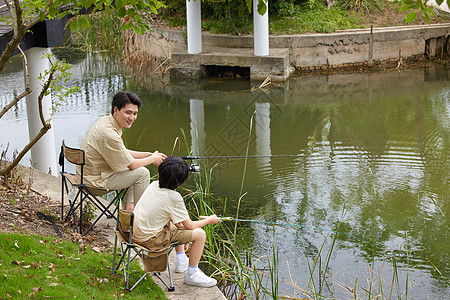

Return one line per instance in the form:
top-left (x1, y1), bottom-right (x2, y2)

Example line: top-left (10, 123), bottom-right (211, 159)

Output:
top-left (142, 248), bottom-right (169, 273)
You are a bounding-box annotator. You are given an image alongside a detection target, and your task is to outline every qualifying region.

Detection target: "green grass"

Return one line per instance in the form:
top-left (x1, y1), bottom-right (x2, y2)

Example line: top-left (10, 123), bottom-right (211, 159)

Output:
top-left (270, 5), bottom-right (360, 34)
top-left (0, 232), bottom-right (167, 299)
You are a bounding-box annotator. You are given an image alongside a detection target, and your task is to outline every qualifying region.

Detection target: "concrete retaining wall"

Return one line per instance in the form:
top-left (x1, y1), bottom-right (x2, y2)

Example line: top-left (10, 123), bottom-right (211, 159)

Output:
top-left (130, 24), bottom-right (450, 69)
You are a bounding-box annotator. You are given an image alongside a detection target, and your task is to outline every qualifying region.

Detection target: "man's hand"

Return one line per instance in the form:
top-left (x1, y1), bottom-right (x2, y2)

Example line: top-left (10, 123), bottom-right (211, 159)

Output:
top-left (127, 150), bottom-right (167, 169)
top-left (150, 151), bottom-right (167, 166)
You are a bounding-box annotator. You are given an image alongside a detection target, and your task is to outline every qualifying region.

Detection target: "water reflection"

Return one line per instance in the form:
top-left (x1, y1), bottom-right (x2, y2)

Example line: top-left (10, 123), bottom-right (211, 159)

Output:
top-left (255, 102), bottom-right (272, 177)
top-left (0, 51), bottom-right (448, 298)
top-left (190, 99), bottom-right (205, 156)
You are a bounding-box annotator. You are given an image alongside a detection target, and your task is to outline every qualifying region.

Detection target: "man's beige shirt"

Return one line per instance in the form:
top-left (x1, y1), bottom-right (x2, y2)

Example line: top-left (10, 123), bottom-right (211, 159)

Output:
top-left (79, 115), bottom-right (134, 188)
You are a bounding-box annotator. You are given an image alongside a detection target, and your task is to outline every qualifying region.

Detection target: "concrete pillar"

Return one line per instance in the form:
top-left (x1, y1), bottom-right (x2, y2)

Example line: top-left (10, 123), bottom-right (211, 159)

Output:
top-left (186, 0), bottom-right (202, 54)
top-left (253, 0), bottom-right (269, 56)
top-left (190, 99), bottom-right (205, 156)
top-left (255, 102), bottom-right (271, 173)
top-left (24, 47), bottom-right (58, 176)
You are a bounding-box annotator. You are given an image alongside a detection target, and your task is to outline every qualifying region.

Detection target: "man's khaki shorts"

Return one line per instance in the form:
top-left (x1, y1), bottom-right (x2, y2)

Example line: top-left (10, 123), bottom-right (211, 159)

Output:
top-left (135, 222), bottom-right (192, 251)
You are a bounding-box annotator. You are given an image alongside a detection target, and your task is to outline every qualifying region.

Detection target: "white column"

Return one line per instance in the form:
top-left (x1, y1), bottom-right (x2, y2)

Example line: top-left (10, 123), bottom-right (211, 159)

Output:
top-left (25, 47), bottom-right (58, 176)
top-left (190, 99), bottom-right (205, 156)
top-left (255, 102), bottom-right (271, 173)
top-left (253, 0), bottom-right (269, 56)
top-left (186, 0), bottom-right (202, 54)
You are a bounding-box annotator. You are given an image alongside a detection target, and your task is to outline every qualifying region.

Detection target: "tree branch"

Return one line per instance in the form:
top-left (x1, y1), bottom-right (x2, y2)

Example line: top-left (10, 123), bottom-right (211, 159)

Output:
top-left (0, 0), bottom-right (27, 72)
top-left (0, 89), bottom-right (31, 118)
top-left (37, 67), bottom-right (55, 126)
top-left (0, 53), bottom-right (56, 176)
top-left (0, 45), bottom-right (31, 119)
top-left (0, 125), bottom-right (51, 176)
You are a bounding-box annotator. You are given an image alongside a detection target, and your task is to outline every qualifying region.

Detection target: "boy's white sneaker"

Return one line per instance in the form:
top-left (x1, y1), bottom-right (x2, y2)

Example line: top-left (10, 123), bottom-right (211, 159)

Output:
top-left (184, 270), bottom-right (217, 288)
top-left (175, 260), bottom-right (188, 273)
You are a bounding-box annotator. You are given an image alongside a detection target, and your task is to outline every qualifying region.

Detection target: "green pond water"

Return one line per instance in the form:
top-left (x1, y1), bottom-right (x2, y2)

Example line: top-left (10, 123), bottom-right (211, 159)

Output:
top-left (0, 50), bottom-right (448, 298)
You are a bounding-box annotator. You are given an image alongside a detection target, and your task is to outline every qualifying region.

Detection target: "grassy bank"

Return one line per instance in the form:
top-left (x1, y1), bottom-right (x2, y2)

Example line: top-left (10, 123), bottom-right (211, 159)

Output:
top-left (74, 0), bottom-right (449, 51)
top-left (0, 232), bottom-right (167, 299)
top-left (159, 1), bottom-right (448, 35)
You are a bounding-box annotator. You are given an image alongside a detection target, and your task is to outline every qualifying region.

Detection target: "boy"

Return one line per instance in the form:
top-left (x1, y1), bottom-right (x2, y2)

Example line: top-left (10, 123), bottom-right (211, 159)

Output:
top-left (132, 156), bottom-right (220, 288)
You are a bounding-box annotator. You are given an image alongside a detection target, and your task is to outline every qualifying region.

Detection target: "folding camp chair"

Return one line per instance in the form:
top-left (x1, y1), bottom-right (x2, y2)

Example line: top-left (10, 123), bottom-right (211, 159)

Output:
top-left (112, 208), bottom-right (178, 292)
top-left (59, 140), bottom-right (127, 236)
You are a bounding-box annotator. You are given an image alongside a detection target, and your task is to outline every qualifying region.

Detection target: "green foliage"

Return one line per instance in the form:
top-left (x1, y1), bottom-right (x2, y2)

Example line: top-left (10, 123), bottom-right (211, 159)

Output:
top-left (395, 0), bottom-right (436, 23)
top-left (38, 54), bottom-right (81, 116)
top-left (271, 0), bottom-right (304, 17)
top-left (0, 233), bottom-right (167, 298)
top-left (270, 4), bottom-right (359, 34)
top-left (15, 0), bottom-right (165, 35)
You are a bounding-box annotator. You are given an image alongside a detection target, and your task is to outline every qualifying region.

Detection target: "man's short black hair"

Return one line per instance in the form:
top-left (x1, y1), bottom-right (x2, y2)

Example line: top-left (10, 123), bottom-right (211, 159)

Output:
top-left (111, 92), bottom-right (142, 114)
top-left (158, 156), bottom-right (189, 190)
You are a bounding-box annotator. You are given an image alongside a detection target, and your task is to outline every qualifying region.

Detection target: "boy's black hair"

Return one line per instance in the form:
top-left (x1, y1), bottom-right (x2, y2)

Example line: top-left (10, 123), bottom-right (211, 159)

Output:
top-left (158, 156), bottom-right (189, 190)
top-left (111, 92), bottom-right (142, 114)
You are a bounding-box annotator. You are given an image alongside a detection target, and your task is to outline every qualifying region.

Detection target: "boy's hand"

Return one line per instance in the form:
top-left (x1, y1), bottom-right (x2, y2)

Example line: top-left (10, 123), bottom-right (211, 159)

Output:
top-left (200, 215), bottom-right (220, 225)
top-left (174, 222), bottom-right (186, 229)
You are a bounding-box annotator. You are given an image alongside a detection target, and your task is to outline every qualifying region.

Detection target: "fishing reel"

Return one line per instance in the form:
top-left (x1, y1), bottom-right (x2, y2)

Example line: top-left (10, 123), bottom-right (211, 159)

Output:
top-left (182, 156), bottom-right (200, 173)
top-left (188, 164), bottom-right (200, 173)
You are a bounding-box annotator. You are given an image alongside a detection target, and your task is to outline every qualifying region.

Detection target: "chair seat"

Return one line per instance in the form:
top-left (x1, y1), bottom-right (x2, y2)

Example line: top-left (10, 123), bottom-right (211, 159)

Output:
top-left (61, 172), bottom-right (110, 196)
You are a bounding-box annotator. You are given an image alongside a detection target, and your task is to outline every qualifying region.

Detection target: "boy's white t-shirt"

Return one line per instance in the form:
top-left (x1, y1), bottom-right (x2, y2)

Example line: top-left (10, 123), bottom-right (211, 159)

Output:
top-left (132, 181), bottom-right (190, 242)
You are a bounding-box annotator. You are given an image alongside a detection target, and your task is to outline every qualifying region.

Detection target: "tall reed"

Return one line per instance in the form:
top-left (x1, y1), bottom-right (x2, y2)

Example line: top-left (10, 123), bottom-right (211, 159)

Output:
top-left (72, 11), bottom-right (125, 55)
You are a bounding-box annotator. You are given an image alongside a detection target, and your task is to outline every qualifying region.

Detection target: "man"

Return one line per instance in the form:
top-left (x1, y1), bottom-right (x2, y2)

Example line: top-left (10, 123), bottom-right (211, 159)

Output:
top-left (79, 91), bottom-right (166, 211)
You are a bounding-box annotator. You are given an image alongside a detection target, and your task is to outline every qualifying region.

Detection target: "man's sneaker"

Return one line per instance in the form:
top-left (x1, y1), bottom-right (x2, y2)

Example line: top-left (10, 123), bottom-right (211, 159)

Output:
top-left (184, 270), bottom-right (217, 288)
top-left (175, 260), bottom-right (188, 273)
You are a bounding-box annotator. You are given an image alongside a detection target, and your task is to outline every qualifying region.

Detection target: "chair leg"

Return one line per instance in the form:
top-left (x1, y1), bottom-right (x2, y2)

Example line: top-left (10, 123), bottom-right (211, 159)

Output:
top-left (81, 198), bottom-right (117, 236)
top-left (61, 178), bottom-right (65, 220)
top-left (125, 244), bottom-right (132, 290)
top-left (80, 189), bottom-right (126, 236)
top-left (153, 244), bottom-right (176, 292)
top-left (129, 272), bottom-right (149, 291)
top-left (112, 233), bottom-right (119, 274)
top-left (154, 272), bottom-right (175, 292)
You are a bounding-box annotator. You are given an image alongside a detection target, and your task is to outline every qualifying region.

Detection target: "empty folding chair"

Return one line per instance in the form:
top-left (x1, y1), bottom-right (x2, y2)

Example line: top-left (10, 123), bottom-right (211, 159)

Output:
top-left (59, 140), bottom-right (127, 236)
top-left (112, 208), bottom-right (178, 291)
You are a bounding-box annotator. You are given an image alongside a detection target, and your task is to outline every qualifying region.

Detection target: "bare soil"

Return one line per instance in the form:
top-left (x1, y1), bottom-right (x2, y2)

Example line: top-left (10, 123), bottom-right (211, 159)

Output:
top-left (0, 175), bottom-right (112, 251)
top-left (350, 4), bottom-right (449, 28)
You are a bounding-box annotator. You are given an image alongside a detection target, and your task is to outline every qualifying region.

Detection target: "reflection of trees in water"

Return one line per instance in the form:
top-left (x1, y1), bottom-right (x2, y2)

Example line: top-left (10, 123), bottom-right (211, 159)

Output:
top-left (299, 93), bottom-right (450, 280)
top-left (236, 78), bottom-right (449, 294)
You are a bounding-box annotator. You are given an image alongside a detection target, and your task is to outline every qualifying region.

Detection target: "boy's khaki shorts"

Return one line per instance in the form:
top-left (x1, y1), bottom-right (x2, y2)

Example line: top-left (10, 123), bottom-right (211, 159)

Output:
top-left (135, 222), bottom-right (192, 251)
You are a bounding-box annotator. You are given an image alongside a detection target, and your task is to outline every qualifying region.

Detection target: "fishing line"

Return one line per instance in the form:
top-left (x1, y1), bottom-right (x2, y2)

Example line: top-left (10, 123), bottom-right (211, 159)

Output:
top-left (218, 217), bottom-right (376, 247)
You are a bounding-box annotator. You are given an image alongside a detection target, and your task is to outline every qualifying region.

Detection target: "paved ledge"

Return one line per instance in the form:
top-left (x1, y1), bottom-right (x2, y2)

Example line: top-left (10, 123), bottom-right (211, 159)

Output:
top-left (172, 47), bottom-right (293, 81)
top-left (22, 166), bottom-right (226, 300)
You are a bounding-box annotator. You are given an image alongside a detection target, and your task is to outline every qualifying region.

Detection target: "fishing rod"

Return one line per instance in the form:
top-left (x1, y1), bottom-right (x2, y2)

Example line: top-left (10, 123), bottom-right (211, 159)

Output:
top-left (182, 154), bottom-right (304, 173)
top-left (218, 217), bottom-right (375, 247)
top-left (182, 154), bottom-right (303, 160)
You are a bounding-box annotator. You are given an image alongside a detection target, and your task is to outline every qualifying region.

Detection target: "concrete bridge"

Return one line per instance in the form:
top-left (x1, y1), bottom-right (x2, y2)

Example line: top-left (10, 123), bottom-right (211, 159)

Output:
top-left (0, 2), bottom-right (70, 56)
